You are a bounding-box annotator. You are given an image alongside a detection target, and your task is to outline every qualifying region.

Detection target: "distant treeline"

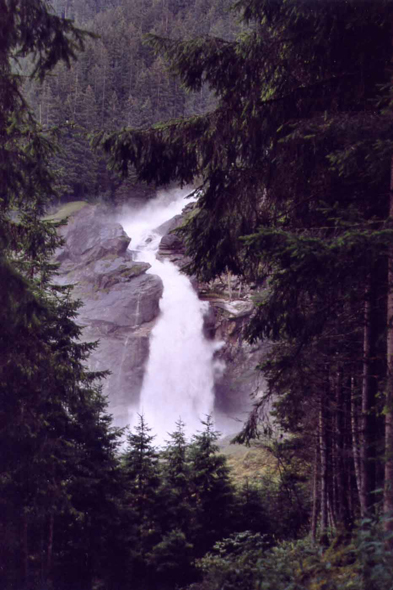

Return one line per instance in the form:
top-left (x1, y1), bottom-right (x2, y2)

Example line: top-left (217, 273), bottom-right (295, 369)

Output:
top-left (23, 0), bottom-right (238, 203)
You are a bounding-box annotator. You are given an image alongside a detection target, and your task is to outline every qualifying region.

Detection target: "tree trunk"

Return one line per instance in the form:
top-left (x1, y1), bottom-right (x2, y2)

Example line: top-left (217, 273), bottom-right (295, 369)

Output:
top-left (335, 369), bottom-right (351, 528)
top-left (351, 376), bottom-right (362, 506)
top-left (320, 389), bottom-right (329, 543)
top-left (46, 513), bottom-right (54, 583)
top-left (101, 63), bottom-right (106, 124)
top-left (73, 67), bottom-right (78, 121)
top-left (22, 513), bottom-right (29, 589)
top-left (311, 431), bottom-right (320, 542)
top-left (384, 161), bottom-right (393, 532)
top-left (361, 274), bottom-right (380, 517)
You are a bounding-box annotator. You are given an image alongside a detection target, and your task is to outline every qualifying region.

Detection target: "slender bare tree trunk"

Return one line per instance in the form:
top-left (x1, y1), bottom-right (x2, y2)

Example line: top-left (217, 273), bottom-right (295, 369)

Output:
top-left (320, 389), bottom-right (329, 543)
top-left (335, 369), bottom-right (351, 527)
top-left (101, 63), bottom-right (107, 124)
top-left (351, 376), bottom-right (362, 506)
top-left (47, 513), bottom-right (54, 583)
top-left (361, 284), bottom-right (372, 517)
top-left (384, 161), bottom-right (393, 533)
top-left (311, 431), bottom-right (320, 542)
top-left (360, 270), bottom-right (381, 518)
top-left (328, 496), bottom-right (336, 531)
top-left (331, 382), bottom-right (338, 522)
top-left (22, 513), bottom-right (29, 588)
top-left (73, 67), bottom-right (78, 121)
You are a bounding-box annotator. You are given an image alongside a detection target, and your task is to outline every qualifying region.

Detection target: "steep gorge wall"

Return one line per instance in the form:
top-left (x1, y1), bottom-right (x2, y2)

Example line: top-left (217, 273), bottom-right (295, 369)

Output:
top-left (55, 202), bottom-right (267, 434)
top-left (54, 204), bottom-right (162, 427)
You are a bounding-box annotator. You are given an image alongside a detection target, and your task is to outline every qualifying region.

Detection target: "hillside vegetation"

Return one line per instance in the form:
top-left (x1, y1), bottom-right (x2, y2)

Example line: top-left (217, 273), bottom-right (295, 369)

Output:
top-left (23, 0), bottom-right (239, 203)
top-left (3, 0), bottom-right (393, 589)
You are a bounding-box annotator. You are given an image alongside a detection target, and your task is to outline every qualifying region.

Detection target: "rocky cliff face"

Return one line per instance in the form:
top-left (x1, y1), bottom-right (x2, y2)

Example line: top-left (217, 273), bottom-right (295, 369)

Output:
top-left (55, 204), bottom-right (163, 427)
top-left (55, 201), bottom-right (266, 435)
top-left (202, 291), bottom-right (269, 432)
top-left (155, 208), bottom-right (268, 434)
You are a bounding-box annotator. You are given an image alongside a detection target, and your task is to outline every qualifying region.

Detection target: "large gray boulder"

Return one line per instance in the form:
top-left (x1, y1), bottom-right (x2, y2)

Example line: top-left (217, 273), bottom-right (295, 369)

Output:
top-left (157, 214), bottom-right (185, 255)
top-left (55, 204), bottom-right (131, 265)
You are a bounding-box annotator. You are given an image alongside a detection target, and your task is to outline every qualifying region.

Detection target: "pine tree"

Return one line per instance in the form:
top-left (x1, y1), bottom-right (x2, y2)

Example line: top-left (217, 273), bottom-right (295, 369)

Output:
top-left (145, 420), bottom-right (197, 586)
top-left (147, 529), bottom-right (195, 589)
top-left (158, 418), bottom-right (198, 538)
top-left (234, 480), bottom-right (271, 538)
top-left (99, 0), bottom-right (393, 533)
top-left (188, 416), bottom-right (235, 555)
top-left (123, 415), bottom-right (163, 580)
top-left (0, 2), bottom-right (127, 588)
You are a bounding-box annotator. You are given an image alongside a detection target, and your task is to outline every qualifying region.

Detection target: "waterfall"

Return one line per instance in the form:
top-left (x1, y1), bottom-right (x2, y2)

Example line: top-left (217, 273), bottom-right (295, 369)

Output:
top-left (121, 188), bottom-right (221, 444)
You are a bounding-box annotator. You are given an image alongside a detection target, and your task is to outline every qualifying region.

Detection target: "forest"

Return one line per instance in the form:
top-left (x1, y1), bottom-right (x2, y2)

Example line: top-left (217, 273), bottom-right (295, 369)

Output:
top-left (22, 0), bottom-right (238, 203)
top-left (2, 0), bottom-right (393, 589)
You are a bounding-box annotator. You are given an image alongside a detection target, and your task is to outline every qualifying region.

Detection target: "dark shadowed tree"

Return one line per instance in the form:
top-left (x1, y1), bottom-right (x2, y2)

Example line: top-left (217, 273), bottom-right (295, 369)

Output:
top-left (0, 2), bottom-right (125, 588)
top-left (188, 416), bottom-right (236, 555)
top-left (99, 0), bottom-right (393, 533)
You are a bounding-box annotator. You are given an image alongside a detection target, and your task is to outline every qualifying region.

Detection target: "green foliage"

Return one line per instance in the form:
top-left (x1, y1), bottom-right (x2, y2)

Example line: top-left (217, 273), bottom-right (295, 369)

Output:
top-left (22, 0), bottom-right (238, 203)
top-left (190, 517), bottom-right (393, 590)
top-left (123, 414), bottom-right (162, 543)
top-left (0, 2), bottom-right (125, 588)
top-left (231, 436), bottom-right (311, 543)
top-left (7, 1), bottom-right (393, 587)
top-left (147, 529), bottom-right (195, 587)
top-left (100, 0), bottom-right (393, 534)
top-left (44, 200), bottom-right (89, 220)
top-left (188, 416), bottom-right (237, 555)
top-left (161, 419), bottom-right (196, 536)
top-left (193, 531), bottom-right (270, 590)
top-left (112, 413), bottom-right (294, 589)
top-left (352, 516), bottom-right (393, 590)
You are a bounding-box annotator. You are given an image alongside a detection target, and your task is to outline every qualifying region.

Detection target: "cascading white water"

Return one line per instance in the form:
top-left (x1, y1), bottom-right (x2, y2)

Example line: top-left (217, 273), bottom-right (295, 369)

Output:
top-left (121, 188), bottom-right (221, 444)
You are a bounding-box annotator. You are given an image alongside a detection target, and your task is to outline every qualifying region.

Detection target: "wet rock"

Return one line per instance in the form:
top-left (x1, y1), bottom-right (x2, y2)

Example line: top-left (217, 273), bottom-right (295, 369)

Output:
top-left (159, 232), bottom-right (183, 252)
top-left (157, 213), bottom-right (185, 254)
top-left (155, 213), bottom-right (183, 236)
top-left (54, 200), bottom-right (268, 436)
top-left (54, 203), bottom-right (163, 427)
top-left (77, 273), bottom-right (162, 330)
top-left (55, 204), bottom-right (130, 264)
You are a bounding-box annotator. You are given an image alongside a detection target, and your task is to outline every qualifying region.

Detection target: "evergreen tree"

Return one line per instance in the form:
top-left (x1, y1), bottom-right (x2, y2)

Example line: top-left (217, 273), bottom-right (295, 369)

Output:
top-left (23, 0), bottom-right (237, 202)
top-left (122, 415), bottom-right (163, 581)
top-left (188, 416), bottom-right (235, 555)
top-left (146, 419), bottom-right (197, 586)
top-left (147, 529), bottom-right (195, 589)
top-left (234, 480), bottom-right (272, 539)
top-left (161, 418), bottom-right (195, 535)
top-left (0, 2), bottom-right (126, 588)
top-left (100, 0), bottom-right (393, 533)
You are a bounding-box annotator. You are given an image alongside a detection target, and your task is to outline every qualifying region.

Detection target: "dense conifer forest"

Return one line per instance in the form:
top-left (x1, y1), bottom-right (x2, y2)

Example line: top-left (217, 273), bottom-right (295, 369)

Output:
top-left (3, 0), bottom-right (393, 589)
top-left (22, 0), bottom-right (239, 203)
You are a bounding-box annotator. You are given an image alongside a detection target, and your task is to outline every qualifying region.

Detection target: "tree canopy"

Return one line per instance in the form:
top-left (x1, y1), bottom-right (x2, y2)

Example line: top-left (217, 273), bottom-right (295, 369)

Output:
top-left (21, 0), bottom-right (238, 203)
top-left (0, 2), bottom-right (125, 588)
top-left (101, 0), bottom-right (393, 532)
top-left (5, 0), bottom-right (393, 586)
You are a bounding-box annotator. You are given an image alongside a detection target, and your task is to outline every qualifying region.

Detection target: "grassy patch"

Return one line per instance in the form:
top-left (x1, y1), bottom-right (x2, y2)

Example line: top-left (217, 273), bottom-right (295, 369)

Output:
top-left (220, 437), bottom-right (278, 484)
top-left (44, 201), bottom-right (89, 221)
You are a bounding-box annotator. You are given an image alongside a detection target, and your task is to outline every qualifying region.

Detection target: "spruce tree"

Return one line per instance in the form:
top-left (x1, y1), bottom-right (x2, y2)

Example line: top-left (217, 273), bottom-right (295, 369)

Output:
top-left (123, 415), bottom-right (163, 581)
top-left (0, 2), bottom-right (125, 588)
top-left (188, 416), bottom-right (235, 555)
top-left (161, 418), bottom-right (194, 534)
top-left (143, 420), bottom-right (197, 588)
top-left (100, 0), bottom-right (393, 532)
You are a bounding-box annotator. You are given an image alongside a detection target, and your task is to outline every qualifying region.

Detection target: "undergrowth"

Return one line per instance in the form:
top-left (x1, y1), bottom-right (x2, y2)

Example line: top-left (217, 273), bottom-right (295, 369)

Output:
top-left (188, 516), bottom-right (393, 590)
